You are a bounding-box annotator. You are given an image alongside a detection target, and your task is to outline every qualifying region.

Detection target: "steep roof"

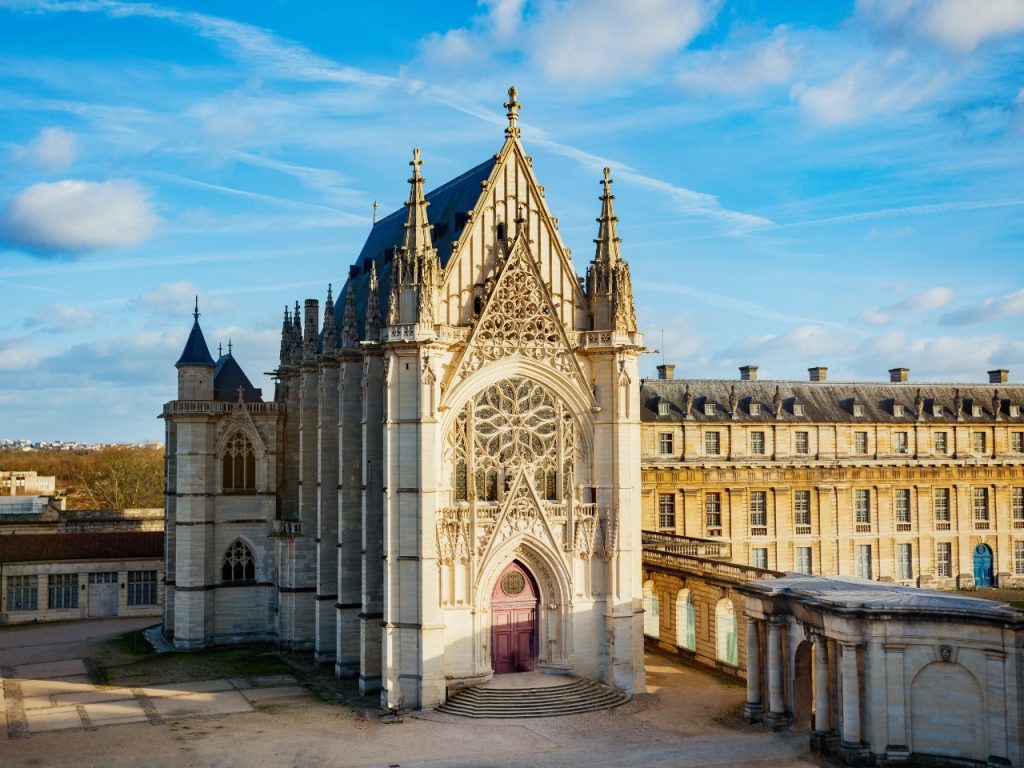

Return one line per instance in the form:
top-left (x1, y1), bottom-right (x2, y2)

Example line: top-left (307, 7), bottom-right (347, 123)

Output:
top-left (213, 353), bottom-right (263, 402)
top-left (175, 317), bottom-right (215, 367)
top-left (641, 378), bottom-right (1024, 424)
top-left (335, 156), bottom-right (497, 341)
top-left (0, 531), bottom-right (164, 563)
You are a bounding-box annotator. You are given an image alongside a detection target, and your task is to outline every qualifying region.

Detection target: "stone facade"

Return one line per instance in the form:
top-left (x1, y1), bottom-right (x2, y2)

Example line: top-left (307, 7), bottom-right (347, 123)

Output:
top-left (0, 470), bottom-right (55, 496)
top-left (641, 368), bottom-right (1024, 588)
top-left (162, 89), bottom-right (647, 709)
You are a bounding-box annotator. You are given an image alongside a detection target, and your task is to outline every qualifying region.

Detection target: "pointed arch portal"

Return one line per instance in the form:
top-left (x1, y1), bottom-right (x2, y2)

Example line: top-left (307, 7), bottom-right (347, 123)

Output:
top-left (491, 560), bottom-right (538, 674)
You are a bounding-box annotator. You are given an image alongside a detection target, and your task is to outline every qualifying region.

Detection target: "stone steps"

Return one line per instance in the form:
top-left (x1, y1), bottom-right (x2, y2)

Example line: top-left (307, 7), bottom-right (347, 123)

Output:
top-left (437, 677), bottom-right (629, 718)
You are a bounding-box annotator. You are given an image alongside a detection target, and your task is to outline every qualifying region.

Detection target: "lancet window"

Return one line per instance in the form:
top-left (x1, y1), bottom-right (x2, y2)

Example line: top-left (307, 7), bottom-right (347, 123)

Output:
top-left (222, 432), bottom-right (256, 491)
top-left (446, 377), bottom-right (578, 503)
top-left (221, 540), bottom-right (256, 582)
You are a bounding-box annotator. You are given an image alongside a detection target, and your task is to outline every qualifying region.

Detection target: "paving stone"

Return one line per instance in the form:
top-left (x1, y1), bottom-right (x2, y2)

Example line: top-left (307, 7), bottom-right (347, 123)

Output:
top-left (13, 659), bottom-right (88, 680)
top-left (83, 699), bottom-right (149, 726)
top-left (240, 685), bottom-right (309, 703)
top-left (140, 679), bottom-right (235, 698)
top-left (18, 677), bottom-right (94, 699)
top-left (150, 689), bottom-right (253, 720)
top-left (247, 674), bottom-right (298, 688)
top-left (24, 705), bottom-right (84, 733)
top-left (53, 687), bottom-right (137, 706)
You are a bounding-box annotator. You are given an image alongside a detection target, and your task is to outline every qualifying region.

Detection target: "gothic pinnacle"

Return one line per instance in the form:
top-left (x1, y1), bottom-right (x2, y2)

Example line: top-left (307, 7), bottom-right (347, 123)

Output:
top-left (322, 283), bottom-right (337, 354)
top-left (504, 85), bottom-right (521, 139)
top-left (401, 146), bottom-right (433, 258)
top-left (594, 166), bottom-right (622, 265)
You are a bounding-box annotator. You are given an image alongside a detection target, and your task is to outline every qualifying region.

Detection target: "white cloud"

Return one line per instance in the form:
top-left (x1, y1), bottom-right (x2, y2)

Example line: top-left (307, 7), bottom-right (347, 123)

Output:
top-left (0, 179), bottom-right (158, 253)
top-left (15, 126), bottom-right (78, 169)
top-left (0, 336), bottom-right (42, 371)
top-left (675, 28), bottom-right (798, 94)
top-left (856, 287), bottom-right (954, 326)
top-left (530, 0), bottom-right (718, 83)
top-left (133, 281), bottom-right (234, 319)
top-left (790, 60), bottom-right (950, 125)
top-left (940, 288), bottom-right (1024, 325)
top-left (852, 331), bottom-right (1005, 379)
top-left (722, 325), bottom-right (854, 362)
top-left (25, 303), bottom-right (102, 333)
top-left (857, 0), bottom-right (1024, 53)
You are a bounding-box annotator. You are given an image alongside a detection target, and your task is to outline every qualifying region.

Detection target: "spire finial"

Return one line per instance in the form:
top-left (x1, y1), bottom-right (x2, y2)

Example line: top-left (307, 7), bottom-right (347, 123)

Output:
top-left (593, 166), bottom-right (622, 264)
top-left (602, 167), bottom-right (612, 195)
top-left (218, 342), bottom-right (223, 357)
top-left (228, 339), bottom-right (232, 355)
top-left (326, 282), bottom-right (333, 302)
top-left (193, 295), bottom-right (200, 321)
top-left (372, 200), bottom-right (379, 224)
top-left (504, 85), bottom-right (521, 139)
top-left (411, 146), bottom-right (422, 178)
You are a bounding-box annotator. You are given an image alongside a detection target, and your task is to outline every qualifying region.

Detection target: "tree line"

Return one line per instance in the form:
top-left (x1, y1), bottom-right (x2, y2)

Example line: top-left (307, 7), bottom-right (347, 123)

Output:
top-left (0, 446), bottom-right (164, 509)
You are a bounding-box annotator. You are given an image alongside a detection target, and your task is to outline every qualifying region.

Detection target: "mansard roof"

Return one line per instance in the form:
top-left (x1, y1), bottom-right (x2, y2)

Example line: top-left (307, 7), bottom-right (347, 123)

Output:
top-left (334, 156), bottom-right (497, 341)
top-left (213, 352), bottom-right (263, 403)
top-left (175, 317), bottom-right (216, 367)
top-left (641, 378), bottom-right (1024, 423)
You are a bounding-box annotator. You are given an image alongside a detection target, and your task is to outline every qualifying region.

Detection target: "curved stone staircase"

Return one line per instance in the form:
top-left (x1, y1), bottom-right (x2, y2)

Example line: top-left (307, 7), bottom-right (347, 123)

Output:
top-left (437, 676), bottom-right (629, 718)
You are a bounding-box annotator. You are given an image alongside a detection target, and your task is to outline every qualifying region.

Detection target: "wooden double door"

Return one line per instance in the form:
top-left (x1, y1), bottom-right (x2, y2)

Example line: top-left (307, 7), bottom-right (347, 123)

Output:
top-left (491, 561), bottom-right (538, 674)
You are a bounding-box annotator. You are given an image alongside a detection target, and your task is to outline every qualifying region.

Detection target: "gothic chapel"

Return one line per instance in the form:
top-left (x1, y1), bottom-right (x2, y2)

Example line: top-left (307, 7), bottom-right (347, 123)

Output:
top-left (163, 88), bottom-right (647, 709)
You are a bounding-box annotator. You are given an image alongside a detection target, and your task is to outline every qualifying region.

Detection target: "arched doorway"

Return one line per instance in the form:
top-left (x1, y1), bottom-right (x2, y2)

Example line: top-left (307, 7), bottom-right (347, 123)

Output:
top-left (491, 561), bottom-right (538, 674)
top-left (973, 544), bottom-right (994, 587)
top-left (792, 641), bottom-right (813, 732)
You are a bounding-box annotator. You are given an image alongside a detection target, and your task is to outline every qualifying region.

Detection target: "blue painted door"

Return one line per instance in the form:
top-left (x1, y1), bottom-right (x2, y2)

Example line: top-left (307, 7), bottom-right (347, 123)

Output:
top-left (973, 544), bottom-right (994, 587)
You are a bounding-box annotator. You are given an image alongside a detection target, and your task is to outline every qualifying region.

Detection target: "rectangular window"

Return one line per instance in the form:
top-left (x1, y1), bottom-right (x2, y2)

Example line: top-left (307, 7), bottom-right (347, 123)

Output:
top-left (934, 488), bottom-right (951, 528)
top-left (854, 489), bottom-right (871, 527)
top-left (794, 431), bottom-right (809, 454)
top-left (897, 543), bottom-right (912, 580)
top-left (894, 488), bottom-right (911, 527)
top-left (854, 431), bottom-right (868, 455)
top-left (934, 432), bottom-right (948, 454)
top-left (128, 571), bottom-right (159, 606)
top-left (973, 488), bottom-right (990, 525)
top-left (794, 490), bottom-right (811, 528)
top-left (705, 493), bottom-right (722, 533)
top-left (795, 546), bottom-right (812, 574)
top-left (658, 494), bottom-right (676, 529)
top-left (1015, 541), bottom-right (1024, 576)
top-left (749, 490), bottom-right (767, 533)
top-left (894, 431), bottom-right (909, 454)
top-left (936, 542), bottom-right (952, 578)
top-left (855, 545), bottom-right (873, 580)
top-left (750, 431), bottom-right (765, 455)
top-left (47, 573), bottom-right (78, 610)
top-left (751, 548), bottom-right (768, 569)
top-left (973, 431), bottom-right (987, 453)
top-left (705, 431), bottom-right (721, 455)
top-left (1013, 488), bottom-right (1024, 529)
top-left (7, 575), bottom-right (38, 611)
top-left (658, 432), bottom-right (674, 455)
top-left (1013, 432), bottom-right (1024, 453)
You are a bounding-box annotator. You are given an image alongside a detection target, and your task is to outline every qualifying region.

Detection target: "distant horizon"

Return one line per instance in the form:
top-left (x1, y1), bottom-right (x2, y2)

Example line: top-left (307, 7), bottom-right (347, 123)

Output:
top-left (2, 1), bottom-right (1022, 443)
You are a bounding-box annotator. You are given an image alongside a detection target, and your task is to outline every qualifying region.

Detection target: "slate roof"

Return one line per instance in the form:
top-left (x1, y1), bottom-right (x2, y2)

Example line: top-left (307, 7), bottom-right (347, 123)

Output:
top-left (175, 318), bottom-right (216, 367)
top-left (740, 573), bottom-right (1022, 622)
top-left (213, 353), bottom-right (263, 403)
top-left (641, 379), bottom-right (1024, 424)
top-left (0, 531), bottom-right (164, 563)
top-left (334, 157), bottom-right (497, 341)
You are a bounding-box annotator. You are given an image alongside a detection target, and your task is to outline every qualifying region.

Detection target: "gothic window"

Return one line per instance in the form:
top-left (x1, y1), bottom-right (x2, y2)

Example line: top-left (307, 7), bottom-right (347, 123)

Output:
top-left (675, 589), bottom-right (696, 651)
top-left (446, 377), bottom-right (578, 504)
top-left (221, 540), bottom-right (256, 583)
top-left (222, 432), bottom-right (257, 491)
top-left (715, 598), bottom-right (737, 665)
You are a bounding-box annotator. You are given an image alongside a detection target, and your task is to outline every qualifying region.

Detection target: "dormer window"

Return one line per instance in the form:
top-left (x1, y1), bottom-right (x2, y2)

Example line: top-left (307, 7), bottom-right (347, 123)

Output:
top-left (658, 400), bottom-right (669, 417)
top-left (793, 403), bottom-right (805, 416)
top-left (704, 403), bottom-right (716, 416)
top-left (853, 403), bottom-right (864, 418)
top-left (972, 404), bottom-right (983, 417)
top-left (749, 403), bottom-right (760, 416)
top-left (1011, 404), bottom-right (1021, 417)
top-left (893, 404), bottom-right (904, 417)
top-left (933, 404), bottom-right (943, 417)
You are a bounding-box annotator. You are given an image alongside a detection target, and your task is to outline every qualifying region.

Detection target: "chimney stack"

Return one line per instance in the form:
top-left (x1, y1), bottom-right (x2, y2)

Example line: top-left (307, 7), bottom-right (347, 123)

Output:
top-left (657, 364), bottom-right (675, 380)
top-left (889, 367), bottom-right (909, 383)
top-left (739, 365), bottom-right (759, 381)
top-left (808, 366), bottom-right (828, 382)
top-left (989, 369), bottom-right (1008, 384)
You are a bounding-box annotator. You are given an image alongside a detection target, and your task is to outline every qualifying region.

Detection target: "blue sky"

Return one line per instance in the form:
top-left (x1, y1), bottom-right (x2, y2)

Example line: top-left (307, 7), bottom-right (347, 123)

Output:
top-left (1, 0), bottom-right (1023, 443)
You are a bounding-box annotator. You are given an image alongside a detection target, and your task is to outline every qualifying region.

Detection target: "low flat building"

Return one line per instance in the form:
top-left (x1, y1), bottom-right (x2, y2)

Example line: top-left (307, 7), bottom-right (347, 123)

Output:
top-left (0, 470), bottom-right (56, 496)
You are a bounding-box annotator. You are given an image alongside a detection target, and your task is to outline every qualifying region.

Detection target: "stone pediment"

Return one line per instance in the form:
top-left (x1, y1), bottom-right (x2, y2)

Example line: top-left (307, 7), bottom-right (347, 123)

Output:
top-left (477, 468), bottom-right (563, 575)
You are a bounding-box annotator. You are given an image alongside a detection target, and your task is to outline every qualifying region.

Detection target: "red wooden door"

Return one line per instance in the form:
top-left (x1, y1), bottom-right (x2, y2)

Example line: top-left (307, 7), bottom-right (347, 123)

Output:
top-left (491, 562), bottom-right (538, 674)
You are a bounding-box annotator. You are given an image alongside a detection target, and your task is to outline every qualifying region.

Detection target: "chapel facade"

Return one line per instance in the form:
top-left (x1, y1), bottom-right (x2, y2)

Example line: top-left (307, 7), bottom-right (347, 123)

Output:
top-left (162, 89), bottom-right (647, 709)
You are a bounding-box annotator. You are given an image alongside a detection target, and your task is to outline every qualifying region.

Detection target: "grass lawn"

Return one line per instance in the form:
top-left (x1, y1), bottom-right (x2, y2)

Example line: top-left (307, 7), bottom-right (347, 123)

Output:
top-left (94, 627), bottom-right (292, 687)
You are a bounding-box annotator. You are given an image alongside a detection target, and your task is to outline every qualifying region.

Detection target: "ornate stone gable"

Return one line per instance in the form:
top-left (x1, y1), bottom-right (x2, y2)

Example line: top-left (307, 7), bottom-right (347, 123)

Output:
top-left (476, 468), bottom-right (562, 574)
top-left (446, 229), bottom-right (587, 392)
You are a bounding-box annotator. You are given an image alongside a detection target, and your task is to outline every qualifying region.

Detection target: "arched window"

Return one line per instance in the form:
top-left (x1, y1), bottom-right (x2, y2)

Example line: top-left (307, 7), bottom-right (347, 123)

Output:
top-left (221, 540), bottom-right (256, 582)
top-left (716, 598), bottom-right (738, 665)
top-left (643, 580), bottom-right (659, 639)
top-left (676, 589), bottom-right (696, 651)
top-left (222, 432), bottom-right (256, 491)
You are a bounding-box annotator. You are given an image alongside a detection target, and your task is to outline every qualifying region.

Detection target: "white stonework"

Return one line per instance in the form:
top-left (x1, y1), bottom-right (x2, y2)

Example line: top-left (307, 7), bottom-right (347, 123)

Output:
top-left (163, 88), bottom-right (646, 709)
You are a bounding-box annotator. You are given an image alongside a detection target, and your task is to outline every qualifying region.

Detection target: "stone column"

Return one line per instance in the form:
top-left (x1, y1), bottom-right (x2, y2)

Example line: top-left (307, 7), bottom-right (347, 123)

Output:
top-left (765, 618), bottom-right (789, 729)
top-left (813, 636), bottom-right (830, 732)
top-left (840, 643), bottom-right (862, 746)
top-left (743, 618), bottom-right (763, 722)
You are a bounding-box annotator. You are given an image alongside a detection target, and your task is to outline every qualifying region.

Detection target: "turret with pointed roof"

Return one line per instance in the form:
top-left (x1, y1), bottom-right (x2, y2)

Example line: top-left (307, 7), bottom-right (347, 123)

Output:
top-left (321, 284), bottom-right (337, 355)
top-left (388, 147), bottom-right (439, 327)
top-left (175, 297), bottom-right (215, 400)
top-left (586, 168), bottom-right (637, 332)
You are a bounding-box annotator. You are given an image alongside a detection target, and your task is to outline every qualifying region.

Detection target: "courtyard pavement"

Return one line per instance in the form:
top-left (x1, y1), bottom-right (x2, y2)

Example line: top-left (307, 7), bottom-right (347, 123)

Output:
top-left (0, 619), bottom-right (817, 768)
